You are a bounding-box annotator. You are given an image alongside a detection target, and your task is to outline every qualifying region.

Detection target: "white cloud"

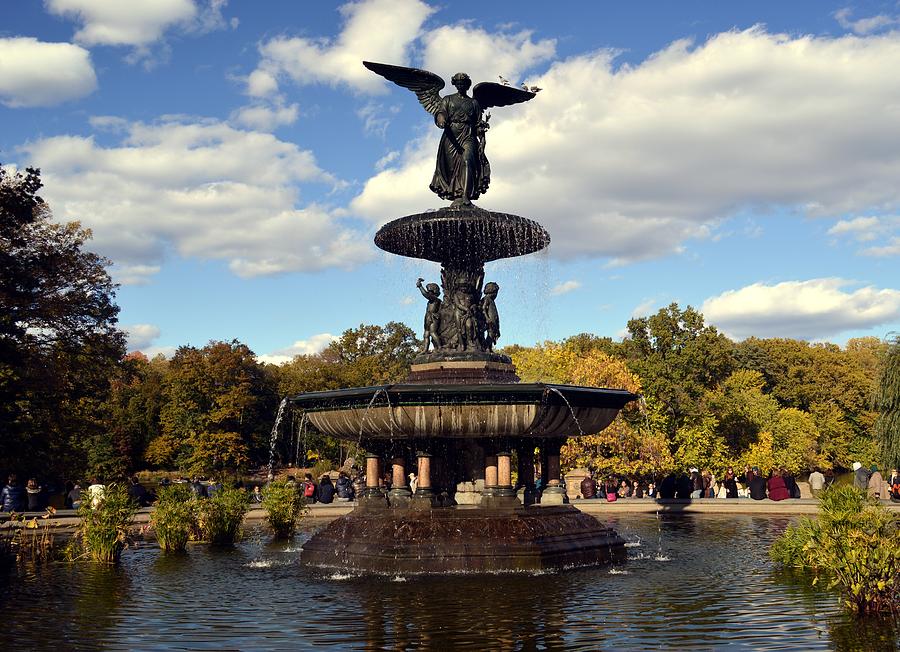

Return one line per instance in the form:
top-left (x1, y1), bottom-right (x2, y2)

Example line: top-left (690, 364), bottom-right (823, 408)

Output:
top-left (420, 25), bottom-right (555, 86)
top-left (259, 333), bottom-right (339, 365)
top-left (550, 280), bottom-right (581, 296)
top-left (357, 102), bottom-right (399, 137)
top-left (828, 215), bottom-right (900, 252)
top-left (352, 27), bottom-right (900, 264)
top-left (45, 0), bottom-right (197, 46)
top-left (230, 101), bottom-right (298, 131)
top-left (702, 278), bottom-right (900, 340)
top-left (630, 298), bottom-right (658, 318)
top-left (19, 116), bottom-right (373, 283)
top-left (250, 0), bottom-right (435, 96)
top-left (0, 37), bottom-right (97, 108)
top-left (124, 323), bottom-right (161, 351)
top-left (45, 0), bottom-right (236, 66)
top-left (835, 8), bottom-right (900, 35)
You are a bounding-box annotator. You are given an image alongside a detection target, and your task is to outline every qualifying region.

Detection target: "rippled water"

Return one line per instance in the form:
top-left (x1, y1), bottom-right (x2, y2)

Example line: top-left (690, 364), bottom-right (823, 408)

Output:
top-left (3, 514), bottom-right (899, 650)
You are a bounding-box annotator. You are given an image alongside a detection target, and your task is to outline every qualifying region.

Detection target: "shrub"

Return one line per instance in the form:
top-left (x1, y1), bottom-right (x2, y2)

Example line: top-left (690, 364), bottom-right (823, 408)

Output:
top-left (770, 485), bottom-right (900, 614)
top-left (73, 483), bottom-right (138, 563)
top-left (312, 459), bottom-right (334, 479)
top-left (151, 485), bottom-right (196, 552)
top-left (196, 486), bottom-right (249, 545)
top-left (262, 480), bottom-right (307, 538)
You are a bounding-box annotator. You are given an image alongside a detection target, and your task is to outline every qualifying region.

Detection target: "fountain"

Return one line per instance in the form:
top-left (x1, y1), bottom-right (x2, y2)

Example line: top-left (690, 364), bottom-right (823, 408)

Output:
top-left (291, 61), bottom-right (638, 573)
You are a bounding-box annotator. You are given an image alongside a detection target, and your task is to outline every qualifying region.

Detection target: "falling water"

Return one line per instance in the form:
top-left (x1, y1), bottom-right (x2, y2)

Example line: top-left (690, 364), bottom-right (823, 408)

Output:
top-left (266, 397), bottom-right (288, 482)
top-left (546, 387), bottom-right (585, 436)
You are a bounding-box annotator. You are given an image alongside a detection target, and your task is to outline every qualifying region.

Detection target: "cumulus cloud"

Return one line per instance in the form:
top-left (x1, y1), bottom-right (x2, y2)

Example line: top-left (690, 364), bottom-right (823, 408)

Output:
top-left (249, 0), bottom-right (435, 96)
top-left (550, 280), bottom-right (581, 296)
top-left (421, 25), bottom-right (555, 86)
top-left (258, 333), bottom-right (338, 365)
top-left (352, 27), bottom-right (900, 264)
top-left (45, 0), bottom-right (236, 65)
top-left (702, 278), bottom-right (900, 340)
top-left (630, 298), bottom-right (659, 318)
top-left (0, 37), bottom-right (97, 107)
top-left (124, 323), bottom-right (161, 351)
top-left (230, 101), bottom-right (298, 131)
top-left (19, 116), bottom-right (373, 283)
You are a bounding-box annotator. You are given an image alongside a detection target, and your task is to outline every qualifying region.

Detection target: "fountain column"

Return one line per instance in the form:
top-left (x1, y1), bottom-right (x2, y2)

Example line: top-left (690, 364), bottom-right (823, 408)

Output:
top-left (496, 448), bottom-right (516, 497)
top-left (412, 449), bottom-right (434, 509)
top-left (388, 451), bottom-right (412, 508)
top-left (516, 441), bottom-right (536, 505)
top-left (483, 451), bottom-right (498, 497)
top-left (365, 452), bottom-right (381, 495)
top-left (540, 439), bottom-right (567, 505)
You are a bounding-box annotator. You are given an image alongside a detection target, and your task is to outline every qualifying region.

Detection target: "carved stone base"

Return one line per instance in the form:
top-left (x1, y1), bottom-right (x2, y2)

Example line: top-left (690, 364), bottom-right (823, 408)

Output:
top-left (407, 359), bottom-right (520, 384)
top-left (300, 505), bottom-right (625, 574)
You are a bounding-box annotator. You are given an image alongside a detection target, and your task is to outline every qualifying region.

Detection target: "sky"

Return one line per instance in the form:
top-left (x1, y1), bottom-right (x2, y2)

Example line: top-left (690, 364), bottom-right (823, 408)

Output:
top-left (3, 0), bottom-right (900, 363)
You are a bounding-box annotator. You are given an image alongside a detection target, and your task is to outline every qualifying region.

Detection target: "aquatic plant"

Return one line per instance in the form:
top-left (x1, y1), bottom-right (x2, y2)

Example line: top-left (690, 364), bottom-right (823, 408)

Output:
top-left (771, 485), bottom-right (900, 614)
top-left (73, 483), bottom-right (138, 563)
top-left (262, 480), bottom-right (307, 538)
top-left (151, 484), bottom-right (195, 552)
top-left (197, 486), bottom-right (249, 545)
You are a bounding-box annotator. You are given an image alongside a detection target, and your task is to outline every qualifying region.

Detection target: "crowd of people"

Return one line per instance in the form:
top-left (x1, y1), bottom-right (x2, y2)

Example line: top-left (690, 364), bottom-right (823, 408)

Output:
top-left (576, 464), bottom-right (900, 502)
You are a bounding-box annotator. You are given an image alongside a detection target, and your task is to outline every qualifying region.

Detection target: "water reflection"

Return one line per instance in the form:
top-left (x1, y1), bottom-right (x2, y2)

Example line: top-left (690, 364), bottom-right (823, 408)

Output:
top-left (3, 514), bottom-right (898, 650)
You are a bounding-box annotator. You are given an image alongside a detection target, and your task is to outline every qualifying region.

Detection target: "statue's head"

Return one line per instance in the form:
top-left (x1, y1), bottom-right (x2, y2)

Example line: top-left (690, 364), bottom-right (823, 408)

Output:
top-left (426, 283), bottom-right (440, 295)
top-left (484, 281), bottom-right (499, 296)
top-left (451, 72), bottom-right (471, 92)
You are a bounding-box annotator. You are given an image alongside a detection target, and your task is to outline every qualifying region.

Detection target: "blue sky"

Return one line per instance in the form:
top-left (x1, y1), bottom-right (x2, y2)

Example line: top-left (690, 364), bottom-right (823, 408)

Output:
top-left (3, 0), bottom-right (900, 362)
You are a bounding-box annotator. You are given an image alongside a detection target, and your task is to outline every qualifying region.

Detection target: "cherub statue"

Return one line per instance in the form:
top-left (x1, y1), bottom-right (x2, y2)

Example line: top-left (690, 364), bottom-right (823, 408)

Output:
top-left (481, 282), bottom-right (500, 351)
top-left (416, 277), bottom-right (442, 353)
top-left (363, 61), bottom-right (537, 206)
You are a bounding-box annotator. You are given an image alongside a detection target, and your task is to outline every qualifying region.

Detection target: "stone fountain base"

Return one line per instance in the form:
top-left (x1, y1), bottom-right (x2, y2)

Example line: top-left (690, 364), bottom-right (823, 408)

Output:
top-left (300, 505), bottom-right (625, 574)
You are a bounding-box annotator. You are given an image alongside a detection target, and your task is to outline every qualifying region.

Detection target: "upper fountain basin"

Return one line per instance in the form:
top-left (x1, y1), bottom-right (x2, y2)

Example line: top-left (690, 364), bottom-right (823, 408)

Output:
top-left (288, 383), bottom-right (637, 441)
top-left (374, 205), bottom-right (550, 266)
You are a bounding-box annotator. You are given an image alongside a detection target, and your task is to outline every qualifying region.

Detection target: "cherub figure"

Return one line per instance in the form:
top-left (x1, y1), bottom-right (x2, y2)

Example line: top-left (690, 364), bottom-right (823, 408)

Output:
top-left (416, 278), bottom-right (443, 353)
top-left (481, 282), bottom-right (500, 351)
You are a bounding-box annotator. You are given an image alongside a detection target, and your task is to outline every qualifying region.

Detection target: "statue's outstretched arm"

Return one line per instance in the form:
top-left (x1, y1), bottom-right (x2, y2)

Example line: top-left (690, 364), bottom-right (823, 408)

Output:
top-left (363, 61), bottom-right (445, 115)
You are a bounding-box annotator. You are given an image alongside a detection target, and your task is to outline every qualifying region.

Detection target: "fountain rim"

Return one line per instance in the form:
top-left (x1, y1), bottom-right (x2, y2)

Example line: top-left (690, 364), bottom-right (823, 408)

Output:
top-left (286, 382), bottom-right (638, 413)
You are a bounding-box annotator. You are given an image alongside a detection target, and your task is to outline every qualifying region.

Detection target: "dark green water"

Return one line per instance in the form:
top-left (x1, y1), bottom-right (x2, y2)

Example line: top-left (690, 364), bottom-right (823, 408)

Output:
top-left (2, 514), bottom-right (898, 650)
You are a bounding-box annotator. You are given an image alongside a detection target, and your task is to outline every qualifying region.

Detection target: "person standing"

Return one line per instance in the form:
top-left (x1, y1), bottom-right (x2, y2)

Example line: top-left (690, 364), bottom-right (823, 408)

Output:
top-left (87, 478), bottom-right (105, 508)
top-left (723, 467), bottom-right (739, 499)
top-left (1, 475), bottom-right (25, 512)
top-left (808, 468), bottom-right (826, 497)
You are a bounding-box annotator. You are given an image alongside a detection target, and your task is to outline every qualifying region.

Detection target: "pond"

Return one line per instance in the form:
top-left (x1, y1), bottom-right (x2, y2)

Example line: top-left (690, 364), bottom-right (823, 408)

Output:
top-left (2, 514), bottom-right (898, 650)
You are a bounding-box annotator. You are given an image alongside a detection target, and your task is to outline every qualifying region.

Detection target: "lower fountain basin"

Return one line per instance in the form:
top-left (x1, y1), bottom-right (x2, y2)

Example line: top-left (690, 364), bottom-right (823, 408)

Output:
top-left (288, 383), bottom-right (637, 441)
top-left (300, 505), bottom-right (625, 574)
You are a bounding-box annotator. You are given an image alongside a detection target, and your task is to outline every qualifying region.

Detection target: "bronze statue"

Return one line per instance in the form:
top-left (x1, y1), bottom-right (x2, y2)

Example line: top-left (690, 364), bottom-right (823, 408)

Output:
top-left (363, 61), bottom-right (536, 206)
top-left (416, 277), bottom-right (443, 353)
top-left (481, 282), bottom-right (500, 352)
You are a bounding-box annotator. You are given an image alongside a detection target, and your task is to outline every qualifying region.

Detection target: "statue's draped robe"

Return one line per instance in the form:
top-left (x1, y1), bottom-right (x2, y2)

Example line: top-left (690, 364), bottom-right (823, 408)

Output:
top-left (430, 93), bottom-right (490, 201)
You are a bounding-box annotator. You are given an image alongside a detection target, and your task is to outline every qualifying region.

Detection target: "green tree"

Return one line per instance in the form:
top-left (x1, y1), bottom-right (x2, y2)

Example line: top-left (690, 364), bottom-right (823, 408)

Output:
top-left (0, 165), bottom-right (125, 480)
top-left (621, 303), bottom-right (734, 436)
top-left (877, 335), bottom-right (900, 470)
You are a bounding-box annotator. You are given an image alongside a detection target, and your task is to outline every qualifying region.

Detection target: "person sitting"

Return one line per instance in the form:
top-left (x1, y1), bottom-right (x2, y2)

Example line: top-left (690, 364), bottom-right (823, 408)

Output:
top-left (618, 479), bottom-right (632, 498)
top-left (633, 480), bottom-right (645, 498)
top-left (767, 470), bottom-right (790, 501)
top-left (317, 476), bottom-right (335, 504)
top-left (127, 476), bottom-right (150, 506)
top-left (251, 485), bottom-right (263, 503)
top-left (67, 482), bottom-right (83, 510)
top-left (807, 468), bottom-right (826, 497)
top-left (604, 479), bottom-right (618, 502)
top-left (868, 465), bottom-right (884, 499)
top-left (782, 470), bottom-right (801, 499)
top-left (748, 468), bottom-right (768, 500)
top-left (335, 472), bottom-right (355, 501)
top-left (580, 473), bottom-right (597, 499)
top-left (190, 478), bottom-right (207, 499)
top-left (301, 473), bottom-right (317, 503)
top-left (723, 467), bottom-right (739, 498)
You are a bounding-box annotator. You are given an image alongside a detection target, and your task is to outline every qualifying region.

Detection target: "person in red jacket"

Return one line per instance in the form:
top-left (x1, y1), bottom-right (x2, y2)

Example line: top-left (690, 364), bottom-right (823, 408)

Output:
top-left (767, 469), bottom-right (790, 501)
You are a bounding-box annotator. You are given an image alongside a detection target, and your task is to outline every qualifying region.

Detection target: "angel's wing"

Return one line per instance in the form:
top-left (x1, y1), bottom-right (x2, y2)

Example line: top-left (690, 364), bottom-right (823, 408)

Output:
top-left (472, 82), bottom-right (535, 109)
top-left (363, 61), bottom-right (445, 115)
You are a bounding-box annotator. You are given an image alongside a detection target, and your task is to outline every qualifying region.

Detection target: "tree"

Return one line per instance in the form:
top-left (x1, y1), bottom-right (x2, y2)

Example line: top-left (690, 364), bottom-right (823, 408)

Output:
top-left (0, 165), bottom-right (125, 480)
top-left (877, 335), bottom-right (900, 470)
top-left (620, 303), bottom-right (734, 436)
top-left (147, 340), bottom-right (277, 472)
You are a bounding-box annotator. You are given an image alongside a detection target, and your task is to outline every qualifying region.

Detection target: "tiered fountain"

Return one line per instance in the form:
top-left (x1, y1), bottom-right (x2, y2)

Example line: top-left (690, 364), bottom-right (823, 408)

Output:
top-left (292, 61), bottom-right (637, 573)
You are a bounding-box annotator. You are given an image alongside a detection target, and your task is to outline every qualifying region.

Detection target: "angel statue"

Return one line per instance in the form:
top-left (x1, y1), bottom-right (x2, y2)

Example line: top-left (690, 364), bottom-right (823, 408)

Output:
top-left (363, 61), bottom-right (536, 206)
